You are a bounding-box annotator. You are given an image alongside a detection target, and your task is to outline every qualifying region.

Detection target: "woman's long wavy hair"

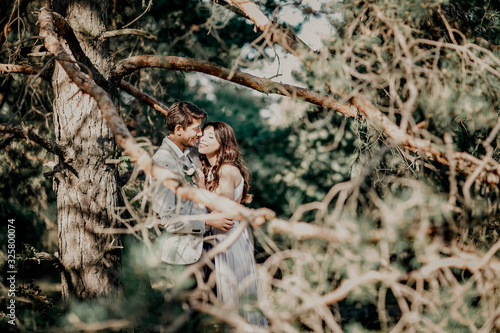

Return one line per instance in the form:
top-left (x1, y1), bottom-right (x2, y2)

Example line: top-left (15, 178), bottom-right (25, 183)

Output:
top-left (200, 122), bottom-right (252, 203)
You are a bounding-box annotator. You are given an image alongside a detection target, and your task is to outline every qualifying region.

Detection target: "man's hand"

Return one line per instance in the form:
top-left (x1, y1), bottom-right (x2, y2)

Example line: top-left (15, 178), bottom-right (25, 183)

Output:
top-left (206, 211), bottom-right (234, 232)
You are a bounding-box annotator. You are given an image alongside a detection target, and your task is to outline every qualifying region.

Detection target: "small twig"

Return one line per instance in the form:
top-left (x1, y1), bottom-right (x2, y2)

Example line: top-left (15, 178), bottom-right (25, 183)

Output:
top-left (463, 149), bottom-right (494, 206)
top-left (35, 252), bottom-right (60, 264)
top-left (296, 270), bottom-right (400, 313)
top-left (64, 316), bottom-right (131, 332)
top-left (444, 133), bottom-right (458, 207)
top-left (101, 29), bottom-right (157, 40)
top-left (122, 0), bottom-right (153, 28)
top-left (192, 302), bottom-right (268, 333)
top-left (5, 35), bottom-right (44, 48)
top-left (477, 305), bottom-right (500, 333)
top-left (438, 6), bottom-right (458, 44)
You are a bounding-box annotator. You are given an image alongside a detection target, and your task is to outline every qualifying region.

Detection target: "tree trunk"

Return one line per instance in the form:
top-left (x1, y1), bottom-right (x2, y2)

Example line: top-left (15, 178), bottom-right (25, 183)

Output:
top-left (52, 0), bottom-right (120, 300)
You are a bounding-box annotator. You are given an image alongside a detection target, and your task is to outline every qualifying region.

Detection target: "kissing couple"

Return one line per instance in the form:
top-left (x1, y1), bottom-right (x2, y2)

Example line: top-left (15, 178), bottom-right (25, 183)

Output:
top-left (150, 101), bottom-right (268, 327)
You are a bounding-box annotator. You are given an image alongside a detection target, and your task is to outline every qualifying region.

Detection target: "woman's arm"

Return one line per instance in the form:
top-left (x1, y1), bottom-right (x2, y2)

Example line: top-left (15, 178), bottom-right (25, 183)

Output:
top-left (216, 164), bottom-right (241, 201)
top-left (206, 212), bottom-right (234, 231)
top-left (205, 165), bottom-right (241, 232)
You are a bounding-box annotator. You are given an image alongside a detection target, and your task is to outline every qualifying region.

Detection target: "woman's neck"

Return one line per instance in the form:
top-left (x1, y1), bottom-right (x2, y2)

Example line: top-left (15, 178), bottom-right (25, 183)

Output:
top-left (207, 153), bottom-right (217, 167)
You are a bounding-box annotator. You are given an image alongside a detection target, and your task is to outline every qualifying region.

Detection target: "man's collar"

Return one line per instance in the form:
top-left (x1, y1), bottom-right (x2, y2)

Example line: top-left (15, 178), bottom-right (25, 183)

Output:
top-left (164, 137), bottom-right (189, 159)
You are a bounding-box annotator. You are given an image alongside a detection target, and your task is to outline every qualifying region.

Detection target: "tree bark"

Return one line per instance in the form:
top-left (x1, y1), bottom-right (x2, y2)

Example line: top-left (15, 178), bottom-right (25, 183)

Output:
top-left (50, 0), bottom-right (120, 300)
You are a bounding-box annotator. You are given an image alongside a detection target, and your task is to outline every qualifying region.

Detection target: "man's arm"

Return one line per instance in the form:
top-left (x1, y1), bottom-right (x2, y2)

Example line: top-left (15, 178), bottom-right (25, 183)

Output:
top-left (150, 147), bottom-right (179, 228)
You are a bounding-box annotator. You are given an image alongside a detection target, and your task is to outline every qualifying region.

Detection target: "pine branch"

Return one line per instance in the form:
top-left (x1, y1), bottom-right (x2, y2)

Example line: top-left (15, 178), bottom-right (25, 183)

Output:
top-left (213, 0), bottom-right (309, 52)
top-left (0, 123), bottom-right (73, 162)
top-left (225, 0), bottom-right (308, 54)
top-left (118, 80), bottom-right (169, 116)
top-left (115, 53), bottom-right (500, 186)
top-left (0, 63), bottom-right (51, 80)
top-left (114, 55), bottom-right (359, 118)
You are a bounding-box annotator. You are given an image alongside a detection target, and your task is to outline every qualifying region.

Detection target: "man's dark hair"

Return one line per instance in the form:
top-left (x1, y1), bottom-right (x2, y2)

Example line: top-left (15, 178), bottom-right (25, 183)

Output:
top-left (167, 101), bottom-right (207, 132)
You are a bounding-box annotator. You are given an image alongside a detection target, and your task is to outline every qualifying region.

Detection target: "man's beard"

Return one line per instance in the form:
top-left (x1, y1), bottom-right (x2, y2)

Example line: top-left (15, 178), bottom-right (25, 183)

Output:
top-left (183, 137), bottom-right (196, 148)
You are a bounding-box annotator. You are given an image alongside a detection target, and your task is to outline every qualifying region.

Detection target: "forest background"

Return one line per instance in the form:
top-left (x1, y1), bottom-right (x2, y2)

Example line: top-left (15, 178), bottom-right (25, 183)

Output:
top-left (1, 0), bottom-right (500, 332)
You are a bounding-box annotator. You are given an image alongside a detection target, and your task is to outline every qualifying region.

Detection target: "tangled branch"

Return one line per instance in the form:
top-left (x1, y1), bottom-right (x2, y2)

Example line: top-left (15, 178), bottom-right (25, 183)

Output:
top-left (226, 0), bottom-right (500, 189)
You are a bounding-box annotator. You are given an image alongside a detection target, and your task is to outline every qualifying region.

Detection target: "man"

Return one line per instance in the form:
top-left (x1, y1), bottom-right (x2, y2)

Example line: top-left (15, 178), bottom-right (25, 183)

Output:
top-left (150, 101), bottom-right (233, 265)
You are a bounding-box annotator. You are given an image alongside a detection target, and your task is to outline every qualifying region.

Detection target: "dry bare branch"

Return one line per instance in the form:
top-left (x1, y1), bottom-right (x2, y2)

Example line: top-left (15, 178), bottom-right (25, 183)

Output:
top-left (115, 55), bottom-right (359, 118)
top-left (267, 219), bottom-right (349, 243)
top-left (122, 0), bottom-right (153, 28)
top-left (353, 95), bottom-right (500, 185)
top-left (101, 29), bottom-right (157, 40)
top-left (192, 302), bottom-right (268, 333)
top-left (65, 317), bottom-right (131, 332)
top-left (0, 63), bottom-right (51, 79)
top-left (210, 0), bottom-right (247, 19)
top-left (226, 0), bottom-right (309, 54)
top-left (0, 0), bottom-right (23, 48)
top-left (214, 0), bottom-right (308, 53)
top-left (0, 123), bottom-right (74, 162)
top-left (297, 270), bottom-right (399, 313)
top-left (118, 80), bottom-right (169, 117)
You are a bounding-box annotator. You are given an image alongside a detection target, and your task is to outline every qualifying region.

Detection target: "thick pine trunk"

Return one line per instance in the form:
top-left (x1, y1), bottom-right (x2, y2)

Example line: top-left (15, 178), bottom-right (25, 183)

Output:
top-left (52, 0), bottom-right (120, 299)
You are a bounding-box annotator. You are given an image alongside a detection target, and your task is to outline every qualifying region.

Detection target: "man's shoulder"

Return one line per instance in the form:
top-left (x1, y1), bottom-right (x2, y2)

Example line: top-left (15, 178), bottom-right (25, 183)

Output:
top-left (153, 147), bottom-right (171, 159)
top-left (154, 138), bottom-right (175, 155)
top-left (154, 144), bottom-right (173, 155)
top-left (153, 141), bottom-right (178, 167)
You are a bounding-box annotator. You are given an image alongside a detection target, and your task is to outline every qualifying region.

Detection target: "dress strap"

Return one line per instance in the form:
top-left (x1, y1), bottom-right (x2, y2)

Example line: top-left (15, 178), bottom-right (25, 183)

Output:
top-left (234, 176), bottom-right (244, 201)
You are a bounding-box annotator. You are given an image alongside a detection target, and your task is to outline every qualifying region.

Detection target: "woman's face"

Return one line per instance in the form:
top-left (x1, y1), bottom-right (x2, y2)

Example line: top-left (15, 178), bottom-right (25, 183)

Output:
top-left (199, 126), bottom-right (221, 157)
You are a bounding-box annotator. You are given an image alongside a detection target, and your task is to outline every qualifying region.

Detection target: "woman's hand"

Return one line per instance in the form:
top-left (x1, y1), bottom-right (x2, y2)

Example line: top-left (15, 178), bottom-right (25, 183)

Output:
top-left (206, 211), bottom-right (234, 232)
top-left (193, 168), bottom-right (205, 189)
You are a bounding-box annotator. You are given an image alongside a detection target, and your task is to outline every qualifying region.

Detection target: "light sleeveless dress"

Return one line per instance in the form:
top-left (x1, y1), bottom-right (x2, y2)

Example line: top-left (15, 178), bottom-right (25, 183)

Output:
top-left (210, 176), bottom-right (268, 327)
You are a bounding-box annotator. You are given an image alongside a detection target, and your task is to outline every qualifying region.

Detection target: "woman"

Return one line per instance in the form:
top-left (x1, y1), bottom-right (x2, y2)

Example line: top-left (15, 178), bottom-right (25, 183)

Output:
top-left (198, 121), bottom-right (268, 327)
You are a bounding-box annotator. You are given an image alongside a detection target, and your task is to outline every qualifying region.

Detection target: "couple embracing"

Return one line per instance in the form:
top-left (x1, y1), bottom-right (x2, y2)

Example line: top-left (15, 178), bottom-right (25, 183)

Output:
top-left (150, 101), bottom-right (268, 327)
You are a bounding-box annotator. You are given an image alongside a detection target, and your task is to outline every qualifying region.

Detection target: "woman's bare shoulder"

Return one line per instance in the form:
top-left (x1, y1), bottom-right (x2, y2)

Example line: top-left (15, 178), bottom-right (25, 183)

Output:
top-left (219, 164), bottom-right (241, 181)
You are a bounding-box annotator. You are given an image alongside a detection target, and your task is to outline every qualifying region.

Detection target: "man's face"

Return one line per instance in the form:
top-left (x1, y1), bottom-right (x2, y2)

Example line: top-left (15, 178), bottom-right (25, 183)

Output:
top-left (178, 118), bottom-right (202, 148)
